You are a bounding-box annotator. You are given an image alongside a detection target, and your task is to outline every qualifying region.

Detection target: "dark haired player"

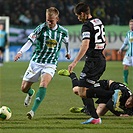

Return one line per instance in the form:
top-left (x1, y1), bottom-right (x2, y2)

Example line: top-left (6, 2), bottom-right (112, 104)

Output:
top-left (60, 2), bottom-right (106, 124)
top-left (58, 69), bottom-right (133, 124)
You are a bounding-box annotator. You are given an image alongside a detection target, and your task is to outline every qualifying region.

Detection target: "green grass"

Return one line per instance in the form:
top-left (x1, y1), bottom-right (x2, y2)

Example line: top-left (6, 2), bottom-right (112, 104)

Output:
top-left (0, 61), bottom-right (133, 133)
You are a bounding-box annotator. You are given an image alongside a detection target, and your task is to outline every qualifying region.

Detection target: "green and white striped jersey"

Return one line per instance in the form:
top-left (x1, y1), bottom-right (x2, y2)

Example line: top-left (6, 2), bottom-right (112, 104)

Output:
top-left (28, 22), bottom-right (69, 65)
top-left (120, 30), bottom-right (133, 56)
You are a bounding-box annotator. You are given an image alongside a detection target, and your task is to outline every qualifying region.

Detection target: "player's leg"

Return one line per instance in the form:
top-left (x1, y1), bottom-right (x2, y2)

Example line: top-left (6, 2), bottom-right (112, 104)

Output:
top-left (81, 97), bottom-right (102, 124)
top-left (123, 65), bottom-right (129, 86)
top-left (0, 48), bottom-right (4, 66)
top-left (122, 56), bottom-right (131, 86)
top-left (78, 79), bottom-right (100, 122)
top-left (58, 70), bottom-right (90, 114)
top-left (27, 73), bottom-right (52, 119)
top-left (22, 61), bottom-right (41, 107)
top-left (27, 64), bottom-right (56, 119)
top-left (58, 70), bottom-right (102, 124)
top-left (80, 57), bottom-right (106, 117)
top-left (77, 84), bottom-right (102, 123)
top-left (96, 103), bottom-right (108, 116)
top-left (80, 88), bottom-right (122, 124)
top-left (21, 81), bottom-right (35, 107)
top-left (0, 50), bottom-right (2, 62)
top-left (86, 87), bottom-right (122, 111)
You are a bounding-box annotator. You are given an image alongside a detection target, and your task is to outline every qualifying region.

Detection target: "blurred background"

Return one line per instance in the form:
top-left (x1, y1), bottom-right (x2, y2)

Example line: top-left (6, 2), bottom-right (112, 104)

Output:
top-left (0, 0), bottom-right (132, 26)
top-left (0, 0), bottom-right (133, 62)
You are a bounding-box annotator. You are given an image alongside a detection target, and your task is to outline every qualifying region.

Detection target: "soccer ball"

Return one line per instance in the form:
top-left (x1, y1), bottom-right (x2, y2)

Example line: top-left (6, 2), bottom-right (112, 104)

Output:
top-left (0, 106), bottom-right (12, 120)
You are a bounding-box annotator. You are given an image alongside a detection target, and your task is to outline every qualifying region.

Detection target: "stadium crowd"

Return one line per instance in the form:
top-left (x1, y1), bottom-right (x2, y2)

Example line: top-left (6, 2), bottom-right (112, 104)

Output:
top-left (0, 0), bottom-right (132, 26)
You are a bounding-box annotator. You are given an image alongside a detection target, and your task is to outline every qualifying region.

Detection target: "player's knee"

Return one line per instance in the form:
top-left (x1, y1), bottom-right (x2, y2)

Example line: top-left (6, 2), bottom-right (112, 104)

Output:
top-left (21, 84), bottom-right (29, 93)
top-left (73, 87), bottom-right (79, 95)
top-left (78, 92), bottom-right (86, 98)
top-left (96, 104), bottom-right (108, 116)
top-left (21, 86), bottom-right (27, 93)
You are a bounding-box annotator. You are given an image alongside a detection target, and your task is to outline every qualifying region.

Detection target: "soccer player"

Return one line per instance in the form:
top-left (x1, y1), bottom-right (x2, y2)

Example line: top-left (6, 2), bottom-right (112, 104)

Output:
top-left (118, 19), bottom-right (133, 86)
top-left (58, 70), bottom-right (133, 123)
top-left (0, 23), bottom-right (8, 66)
top-left (96, 89), bottom-right (133, 117)
top-left (74, 78), bottom-right (133, 118)
top-left (14, 7), bottom-right (71, 119)
top-left (64, 2), bottom-right (106, 123)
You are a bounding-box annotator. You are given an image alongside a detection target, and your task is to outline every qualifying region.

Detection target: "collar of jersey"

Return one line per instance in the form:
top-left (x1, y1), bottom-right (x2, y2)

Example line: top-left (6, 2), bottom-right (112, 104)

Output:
top-left (51, 24), bottom-right (58, 30)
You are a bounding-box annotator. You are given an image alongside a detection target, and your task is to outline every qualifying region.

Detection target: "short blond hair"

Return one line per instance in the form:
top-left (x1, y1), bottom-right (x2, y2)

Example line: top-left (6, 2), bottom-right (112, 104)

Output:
top-left (46, 7), bottom-right (59, 17)
top-left (129, 19), bottom-right (133, 23)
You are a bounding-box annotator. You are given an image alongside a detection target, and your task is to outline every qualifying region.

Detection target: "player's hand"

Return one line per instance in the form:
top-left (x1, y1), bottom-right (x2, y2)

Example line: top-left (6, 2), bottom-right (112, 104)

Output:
top-left (68, 62), bottom-right (77, 73)
top-left (14, 53), bottom-right (22, 61)
top-left (120, 114), bottom-right (129, 117)
top-left (65, 54), bottom-right (71, 60)
top-left (117, 50), bottom-right (122, 54)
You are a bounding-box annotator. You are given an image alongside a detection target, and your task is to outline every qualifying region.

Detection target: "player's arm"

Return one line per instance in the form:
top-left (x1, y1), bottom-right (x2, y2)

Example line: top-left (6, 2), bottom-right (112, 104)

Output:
top-left (68, 39), bottom-right (89, 72)
top-left (68, 23), bottom-right (90, 72)
top-left (73, 39), bottom-right (89, 63)
top-left (14, 40), bottom-right (32, 61)
top-left (106, 99), bottom-right (124, 116)
top-left (14, 32), bottom-right (37, 61)
top-left (117, 37), bottom-right (128, 54)
top-left (63, 36), bottom-right (71, 60)
top-left (65, 42), bottom-right (71, 59)
top-left (72, 24), bottom-right (91, 63)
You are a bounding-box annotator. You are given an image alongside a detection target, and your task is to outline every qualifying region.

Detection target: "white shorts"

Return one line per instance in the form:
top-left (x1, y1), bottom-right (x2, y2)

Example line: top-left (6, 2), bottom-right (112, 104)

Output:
top-left (23, 61), bottom-right (57, 82)
top-left (123, 55), bottom-right (133, 66)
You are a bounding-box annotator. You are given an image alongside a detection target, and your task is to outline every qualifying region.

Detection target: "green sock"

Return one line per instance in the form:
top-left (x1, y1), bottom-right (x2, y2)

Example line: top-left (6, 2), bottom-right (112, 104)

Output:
top-left (28, 88), bottom-right (34, 96)
top-left (123, 69), bottom-right (128, 83)
top-left (32, 87), bottom-right (46, 112)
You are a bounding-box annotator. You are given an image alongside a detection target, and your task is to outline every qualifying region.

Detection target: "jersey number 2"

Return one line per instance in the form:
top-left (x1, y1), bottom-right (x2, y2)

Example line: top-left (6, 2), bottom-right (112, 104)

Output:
top-left (94, 25), bottom-right (105, 43)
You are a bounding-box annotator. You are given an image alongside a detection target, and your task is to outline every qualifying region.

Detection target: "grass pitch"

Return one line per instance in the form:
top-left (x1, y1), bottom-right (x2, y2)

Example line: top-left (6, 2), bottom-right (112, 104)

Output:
top-left (0, 61), bottom-right (133, 133)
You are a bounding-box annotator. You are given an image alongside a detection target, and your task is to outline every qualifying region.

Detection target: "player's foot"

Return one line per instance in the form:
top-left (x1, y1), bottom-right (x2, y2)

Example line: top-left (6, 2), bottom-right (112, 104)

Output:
top-left (69, 106), bottom-right (90, 115)
top-left (81, 117), bottom-right (102, 124)
top-left (112, 89), bottom-right (122, 111)
top-left (24, 89), bottom-right (35, 107)
top-left (27, 110), bottom-right (34, 119)
top-left (123, 82), bottom-right (128, 86)
top-left (69, 107), bottom-right (84, 113)
top-left (58, 69), bottom-right (70, 76)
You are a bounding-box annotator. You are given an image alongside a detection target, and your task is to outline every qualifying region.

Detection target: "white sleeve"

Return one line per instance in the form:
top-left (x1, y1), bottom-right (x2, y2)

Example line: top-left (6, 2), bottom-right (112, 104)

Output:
top-left (28, 32), bottom-right (37, 43)
top-left (63, 36), bottom-right (70, 54)
top-left (18, 40), bottom-right (32, 54)
top-left (120, 37), bottom-right (128, 51)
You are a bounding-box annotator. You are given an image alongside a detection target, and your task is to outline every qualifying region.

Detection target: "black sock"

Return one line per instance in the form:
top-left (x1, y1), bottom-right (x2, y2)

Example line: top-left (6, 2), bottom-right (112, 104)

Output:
top-left (86, 88), bottom-right (114, 99)
top-left (69, 73), bottom-right (99, 118)
top-left (69, 72), bottom-right (79, 88)
top-left (82, 98), bottom-right (99, 118)
top-left (0, 57), bottom-right (3, 63)
top-left (82, 98), bottom-right (91, 115)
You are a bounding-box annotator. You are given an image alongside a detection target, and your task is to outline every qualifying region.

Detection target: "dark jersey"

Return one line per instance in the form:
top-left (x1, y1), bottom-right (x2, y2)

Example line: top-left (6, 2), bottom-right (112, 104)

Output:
top-left (96, 80), bottom-right (133, 116)
top-left (79, 18), bottom-right (106, 87)
top-left (81, 17), bottom-right (106, 58)
top-left (109, 82), bottom-right (133, 115)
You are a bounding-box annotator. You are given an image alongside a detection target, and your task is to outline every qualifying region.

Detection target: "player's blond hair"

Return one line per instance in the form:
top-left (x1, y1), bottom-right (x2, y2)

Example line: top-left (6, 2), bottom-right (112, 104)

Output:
top-left (46, 7), bottom-right (59, 17)
top-left (129, 19), bottom-right (133, 23)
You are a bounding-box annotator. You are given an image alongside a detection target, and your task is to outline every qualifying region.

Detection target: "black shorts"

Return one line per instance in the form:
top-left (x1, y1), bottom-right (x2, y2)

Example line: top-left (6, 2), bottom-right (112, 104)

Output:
top-left (0, 47), bottom-right (5, 52)
top-left (95, 98), bottom-right (109, 104)
top-left (79, 56), bottom-right (106, 87)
